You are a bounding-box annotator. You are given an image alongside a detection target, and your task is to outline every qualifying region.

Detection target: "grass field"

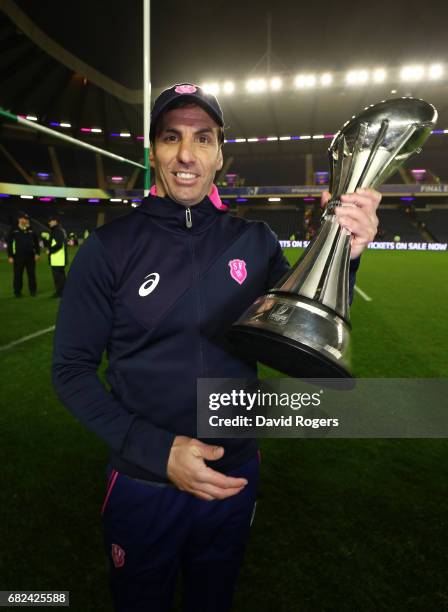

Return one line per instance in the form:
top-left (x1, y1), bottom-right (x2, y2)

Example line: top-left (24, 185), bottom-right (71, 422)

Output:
top-left (0, 247), bottom-right (447, 612)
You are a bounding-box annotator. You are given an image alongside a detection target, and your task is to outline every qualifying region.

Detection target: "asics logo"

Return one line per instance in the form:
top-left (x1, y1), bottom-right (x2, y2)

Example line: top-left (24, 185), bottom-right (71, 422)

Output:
top-left (138, 273), bottom-right (160, 297)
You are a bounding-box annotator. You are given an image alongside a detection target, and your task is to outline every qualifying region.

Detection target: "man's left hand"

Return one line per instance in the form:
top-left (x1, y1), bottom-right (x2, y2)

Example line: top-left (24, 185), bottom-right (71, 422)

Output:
top-left (321, 188), bottom-right (381, 259)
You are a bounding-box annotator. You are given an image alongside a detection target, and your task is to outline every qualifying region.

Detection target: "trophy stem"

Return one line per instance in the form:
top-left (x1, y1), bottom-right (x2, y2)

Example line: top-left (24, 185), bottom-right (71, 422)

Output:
top-left (275, 216), bottom-right (352, 321)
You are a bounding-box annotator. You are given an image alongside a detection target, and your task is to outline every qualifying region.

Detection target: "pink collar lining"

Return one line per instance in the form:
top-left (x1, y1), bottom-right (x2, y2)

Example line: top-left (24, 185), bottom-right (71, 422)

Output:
top-left (149, 184), bottom-right (228, 210)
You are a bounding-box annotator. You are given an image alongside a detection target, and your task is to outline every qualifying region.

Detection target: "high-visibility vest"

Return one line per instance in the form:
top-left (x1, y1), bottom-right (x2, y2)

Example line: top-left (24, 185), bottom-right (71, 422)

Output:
top-left (50, 238), bottom-right (66, 266)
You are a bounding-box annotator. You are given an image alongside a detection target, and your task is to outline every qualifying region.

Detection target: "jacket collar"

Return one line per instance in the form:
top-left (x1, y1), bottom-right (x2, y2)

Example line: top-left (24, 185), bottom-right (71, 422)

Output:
top-left (149, 183), bottom-right (228, 211)
top-left (136, 193), bottom-right (227, 234)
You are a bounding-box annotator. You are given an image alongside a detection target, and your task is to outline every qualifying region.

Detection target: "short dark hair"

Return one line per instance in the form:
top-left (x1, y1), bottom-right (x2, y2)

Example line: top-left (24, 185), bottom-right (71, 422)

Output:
top-left (151, 99), bottom-right (224, 146)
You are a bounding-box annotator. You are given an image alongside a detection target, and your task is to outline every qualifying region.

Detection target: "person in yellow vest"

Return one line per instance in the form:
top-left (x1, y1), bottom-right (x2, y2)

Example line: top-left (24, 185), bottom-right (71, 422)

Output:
top-left (45, 215), bottom-right (68, 298)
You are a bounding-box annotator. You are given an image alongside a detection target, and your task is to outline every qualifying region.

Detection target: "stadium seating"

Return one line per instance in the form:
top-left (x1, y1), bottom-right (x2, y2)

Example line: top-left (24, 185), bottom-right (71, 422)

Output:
top-left (244, 207), bottom-right (303, 239)
top-left (417, 209), bottom-right (448, 242)
top-left (376, 208), bottom-right (424, 241)
top-left (243, 205), bottom-right (448, 243)
top-left (1, 136), bottom-right (142, 188)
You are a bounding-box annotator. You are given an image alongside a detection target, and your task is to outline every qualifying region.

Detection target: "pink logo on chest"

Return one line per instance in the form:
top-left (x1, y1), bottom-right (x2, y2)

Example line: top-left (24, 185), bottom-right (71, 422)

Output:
top-left (111, 543), bottom-right (125, 568)
top-left (229, 259), bottom-right (247, 285)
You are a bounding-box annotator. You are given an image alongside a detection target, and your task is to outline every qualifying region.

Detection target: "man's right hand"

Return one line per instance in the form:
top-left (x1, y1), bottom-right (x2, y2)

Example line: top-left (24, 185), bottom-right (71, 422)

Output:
top-left (7, 257), bottom-right (13, 264)
top-left (167, 435), bottom-right (248, 501)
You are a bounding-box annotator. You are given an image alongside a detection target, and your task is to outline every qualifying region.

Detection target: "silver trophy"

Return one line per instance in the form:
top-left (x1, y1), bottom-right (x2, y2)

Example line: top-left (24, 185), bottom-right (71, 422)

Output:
top-left (228, 97), bottom-right (437, 379)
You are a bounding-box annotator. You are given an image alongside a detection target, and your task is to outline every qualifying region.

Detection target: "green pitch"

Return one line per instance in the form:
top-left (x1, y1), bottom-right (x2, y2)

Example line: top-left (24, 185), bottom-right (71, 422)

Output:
top-left (0, 247), bottom-right (447, 611)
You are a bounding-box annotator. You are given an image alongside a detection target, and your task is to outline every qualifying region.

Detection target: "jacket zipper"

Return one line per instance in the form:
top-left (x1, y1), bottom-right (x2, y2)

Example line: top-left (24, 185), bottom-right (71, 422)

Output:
top-left (189, 235), bottom-right (205, 377)
top-left (186, 207), bottom-right (203, 373)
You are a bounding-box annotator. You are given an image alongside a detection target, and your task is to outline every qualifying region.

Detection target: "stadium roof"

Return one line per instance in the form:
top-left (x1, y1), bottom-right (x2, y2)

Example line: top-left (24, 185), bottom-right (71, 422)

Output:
top-left (0, 0), bottom-right (447, 181)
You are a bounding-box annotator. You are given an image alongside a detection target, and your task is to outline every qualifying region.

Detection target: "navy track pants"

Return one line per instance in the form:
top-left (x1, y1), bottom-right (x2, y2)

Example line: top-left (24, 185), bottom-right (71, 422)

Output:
top-left (101, 456), bottom-right (259, 612)
top-left (13, 256), bottom-right (36, 296)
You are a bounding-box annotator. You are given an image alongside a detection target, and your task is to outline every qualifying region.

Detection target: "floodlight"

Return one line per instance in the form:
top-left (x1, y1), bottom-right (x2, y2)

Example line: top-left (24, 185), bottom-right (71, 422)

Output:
top-left (373, 68), bottom-right (386, 83)
top-left (400, 65), bottom-right (424, 81)
top-left (346, 70), bottom-right (369, 85)
top-left (320, 73), bottom-right (333, 86)
top-left (295, 74), bottom-right (316, 88)
top-left (270, 77), bottom-right (282, 90)
top-left (223, 81), bottom-right (235, 94)
top-left (203, 82), bottom-right (220, 95)
top-left (429, 64), bottom-right (443, 79)
top-left (246, 78), bottom-right (267, 93)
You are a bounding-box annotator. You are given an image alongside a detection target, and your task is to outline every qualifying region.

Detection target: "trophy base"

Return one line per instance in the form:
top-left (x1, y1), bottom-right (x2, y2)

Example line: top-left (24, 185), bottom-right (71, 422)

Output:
top-left (227, 293), bottom-right (353, 382)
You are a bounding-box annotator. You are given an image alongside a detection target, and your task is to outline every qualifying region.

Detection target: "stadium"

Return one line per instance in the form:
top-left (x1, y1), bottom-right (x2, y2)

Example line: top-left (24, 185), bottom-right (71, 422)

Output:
top-left (0, 1), bottom-right (447, 610)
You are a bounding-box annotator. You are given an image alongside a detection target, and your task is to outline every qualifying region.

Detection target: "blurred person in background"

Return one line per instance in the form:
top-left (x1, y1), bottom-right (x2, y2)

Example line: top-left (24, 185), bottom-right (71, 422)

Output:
top-left (67, 231), bottom-right (79, 246)
top-left (42, 215), bottom-right (68, 298)
top-left (7, 212), bottom-right (40, 297)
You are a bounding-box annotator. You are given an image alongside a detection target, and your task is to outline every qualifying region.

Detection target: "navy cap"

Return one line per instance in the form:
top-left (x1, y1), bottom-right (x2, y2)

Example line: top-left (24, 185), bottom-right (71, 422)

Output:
top-left (17, 211), bottom-right (29, 219)
top-left (48, 214), bottom-right (59, 222)
top-left (150, 83), bottom-right (224, 141)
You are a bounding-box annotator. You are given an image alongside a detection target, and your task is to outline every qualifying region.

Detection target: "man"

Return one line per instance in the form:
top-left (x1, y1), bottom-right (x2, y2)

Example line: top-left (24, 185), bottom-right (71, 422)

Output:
top-left (7, 212), bottom-right (40, 297)
top-left (52, 84), bottom-right (380, 611)
top-left (43, 215), bottom-right (68, 298)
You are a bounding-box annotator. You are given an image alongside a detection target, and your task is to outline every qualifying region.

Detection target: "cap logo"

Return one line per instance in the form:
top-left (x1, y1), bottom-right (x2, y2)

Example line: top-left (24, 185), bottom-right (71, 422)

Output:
top-left (175, 84), bottom-right (197, 94)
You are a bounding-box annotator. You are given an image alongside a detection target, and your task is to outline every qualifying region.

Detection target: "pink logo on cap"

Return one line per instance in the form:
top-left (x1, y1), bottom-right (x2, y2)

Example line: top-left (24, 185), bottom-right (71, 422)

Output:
top-left (229, 259), bottom-right (247, 285)
top-left (111, 543), bottom-right (125, 568)
top-left (175, 84), bottom-right (197, 94)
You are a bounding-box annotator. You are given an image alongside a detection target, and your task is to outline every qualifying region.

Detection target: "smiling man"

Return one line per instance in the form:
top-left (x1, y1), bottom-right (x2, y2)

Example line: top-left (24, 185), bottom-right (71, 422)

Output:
top-left (53, 83), bottom-right (380, 611)
top-left (151, 103), bottom-right (223, 206)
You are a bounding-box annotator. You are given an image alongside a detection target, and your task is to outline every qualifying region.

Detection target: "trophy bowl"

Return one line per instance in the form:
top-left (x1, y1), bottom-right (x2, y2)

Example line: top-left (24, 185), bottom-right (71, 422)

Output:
top-left (228, 97), bottom-right (437, 380)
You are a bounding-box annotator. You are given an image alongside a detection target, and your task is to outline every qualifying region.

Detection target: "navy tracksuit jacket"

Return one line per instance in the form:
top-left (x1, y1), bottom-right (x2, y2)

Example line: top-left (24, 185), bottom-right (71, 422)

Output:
top-left (52, 194), bottom-right (358, 484)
